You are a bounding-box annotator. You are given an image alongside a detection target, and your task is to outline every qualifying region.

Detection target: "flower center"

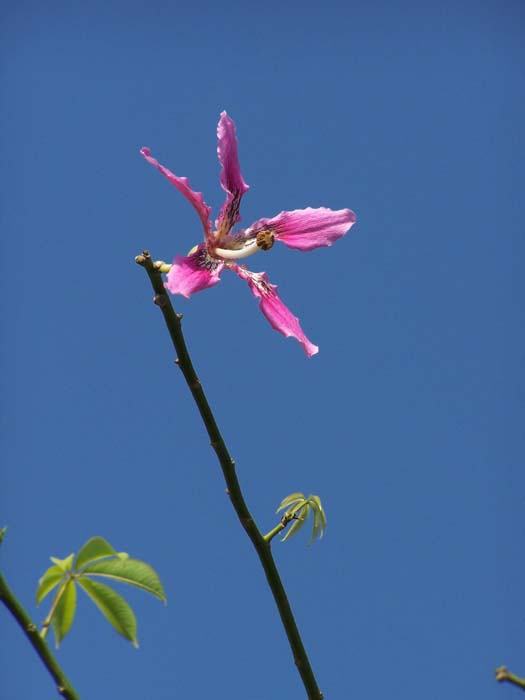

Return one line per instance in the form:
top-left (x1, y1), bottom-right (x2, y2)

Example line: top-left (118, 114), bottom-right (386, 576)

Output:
top-left (256, 230), bottom-right (275, 251)
top-left (197, 246), bottom-right (222, 271)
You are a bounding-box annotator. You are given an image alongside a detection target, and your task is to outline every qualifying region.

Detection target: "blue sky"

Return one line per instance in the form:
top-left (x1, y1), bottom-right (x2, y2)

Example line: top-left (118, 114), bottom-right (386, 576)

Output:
top-left (1, 1), bottom-right (524, 699)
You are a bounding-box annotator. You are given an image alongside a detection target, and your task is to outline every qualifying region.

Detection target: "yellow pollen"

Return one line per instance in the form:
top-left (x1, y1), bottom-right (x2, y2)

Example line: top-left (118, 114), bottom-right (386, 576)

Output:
top-left (256, 230), bottom-right (275, 251)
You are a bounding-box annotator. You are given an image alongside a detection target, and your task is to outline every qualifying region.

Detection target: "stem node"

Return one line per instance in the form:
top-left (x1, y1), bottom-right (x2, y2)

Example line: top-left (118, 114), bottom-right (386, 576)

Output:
top-left (153, 294), bottom-right (167, 308)
top-left (495, 666), bottom-right (525, 689)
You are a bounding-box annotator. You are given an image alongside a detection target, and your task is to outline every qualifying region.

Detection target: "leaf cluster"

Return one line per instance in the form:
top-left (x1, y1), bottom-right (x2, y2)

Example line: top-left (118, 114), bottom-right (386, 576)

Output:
top-left (276, 493), bottom-right (327, 544)
top-left (37, 536), bottom-right (166, 648)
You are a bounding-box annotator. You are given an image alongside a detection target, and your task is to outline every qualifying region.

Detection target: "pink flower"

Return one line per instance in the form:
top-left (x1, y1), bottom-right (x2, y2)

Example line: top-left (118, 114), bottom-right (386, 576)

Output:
top-left (141, 112), bottom-right (356, 357)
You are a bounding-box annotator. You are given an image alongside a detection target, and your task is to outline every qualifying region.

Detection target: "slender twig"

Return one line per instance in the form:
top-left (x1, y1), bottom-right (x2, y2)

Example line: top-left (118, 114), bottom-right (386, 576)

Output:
top-left (136, 251), bottom-right (324, 700)
top-left (496, 666), bottom-right (525, 690)
top-left (263, 512), bottom-right (297, 543)
top-left (0, 572), bottom-right (79, 700)
top-left (41, 579), bottom-right (69, 639)
top-left (263, 520), bottom-right (289, 543)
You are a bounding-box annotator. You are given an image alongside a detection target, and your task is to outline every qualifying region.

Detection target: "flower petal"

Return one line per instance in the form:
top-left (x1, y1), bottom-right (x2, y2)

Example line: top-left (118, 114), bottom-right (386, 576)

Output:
top-left (248, 207), bottom-right (356, 251)
top-left (232, 265), bottom-right (319, 357)
top-left (216, 112), bottom-right (250, 236)
top-left (165, 245), bottom-right (224, 299)
top-left (140, 147), bottom-right (213, 241)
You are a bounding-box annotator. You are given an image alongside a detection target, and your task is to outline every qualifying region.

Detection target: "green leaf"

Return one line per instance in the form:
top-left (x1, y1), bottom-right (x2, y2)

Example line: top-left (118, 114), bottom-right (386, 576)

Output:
top-left (309, 496), bottom-right (326, 539)
top-left (75, 536), bottom-right (117, 570)
top-left (0, 526), bottom-right (7, 545)
top-left (36, 566), bottom-right (65, 604)
top-left (310, 495), bottom-right (324, 517)
top-left (81, 558), bottom-right (166, 603)
top-left (77, 577), bottom-right (138, 647)
top-left (52, 580), bottom-right (77, 648)
top-left (50, 553), bottom-right (74, 571)
top-left (308, 495), bottom-right (326, 543)
top-left (318, 503), bottom-right (327, 530)
top-left (310, 504), bottom-right (322, 544)
top-left (276, 492), bottom-right (305, 513)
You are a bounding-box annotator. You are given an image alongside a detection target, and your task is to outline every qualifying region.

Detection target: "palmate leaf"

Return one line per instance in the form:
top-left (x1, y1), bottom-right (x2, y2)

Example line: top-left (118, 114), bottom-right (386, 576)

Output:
top-left (276, 492), bottom-right (327, 544)
top-left (36, 565), bottom-right (65, 604)
top-left (37, 535), bottom-right (166, 648)
top-left (77, 577), bottom-right (138, 647)
top-left (81, 558), bottom-right (166, 603)
top-left (52, 580), bottom-right (77, 648)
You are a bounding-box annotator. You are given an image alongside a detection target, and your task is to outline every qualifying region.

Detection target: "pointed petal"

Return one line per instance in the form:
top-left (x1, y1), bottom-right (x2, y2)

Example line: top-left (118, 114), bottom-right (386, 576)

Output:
top-left (233, 266), bottom-right (319, 357)
top-left (248, 207), bottom-right (356, 251)
top-left (165, 244), bottom-right (224, 299)
top-left (140, 147), bottom-right (213, 241)
top-left (216, 112), bottom-right (250, 235)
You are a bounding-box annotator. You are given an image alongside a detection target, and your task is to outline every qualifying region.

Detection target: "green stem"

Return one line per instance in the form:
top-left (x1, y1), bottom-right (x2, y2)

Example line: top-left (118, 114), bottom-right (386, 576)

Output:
top-left (0, 571), bottom-right (79, 700)
top-left (263, 521), bottom-right (288, 543)
top-left (136, 251), bottom-right (323, 700)
top-left (495, 666), bottom-right (525, 690)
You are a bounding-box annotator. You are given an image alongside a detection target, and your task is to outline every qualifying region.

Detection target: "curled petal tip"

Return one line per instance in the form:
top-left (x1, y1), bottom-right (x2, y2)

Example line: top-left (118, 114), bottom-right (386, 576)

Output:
top-left (346, 208), bottom-right (357, 224)
top-left (307, 344), bottom-right (320, 358)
